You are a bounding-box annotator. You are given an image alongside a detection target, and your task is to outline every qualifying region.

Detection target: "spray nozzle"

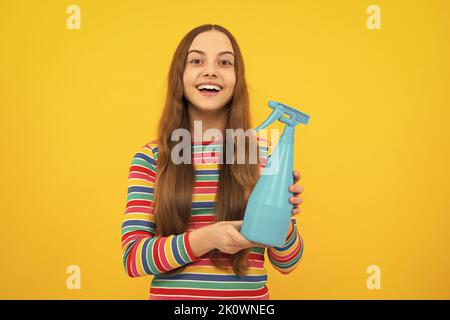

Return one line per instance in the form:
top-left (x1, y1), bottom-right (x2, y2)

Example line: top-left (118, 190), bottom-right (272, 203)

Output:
top-left (255, 100), bottom-right (310, 132)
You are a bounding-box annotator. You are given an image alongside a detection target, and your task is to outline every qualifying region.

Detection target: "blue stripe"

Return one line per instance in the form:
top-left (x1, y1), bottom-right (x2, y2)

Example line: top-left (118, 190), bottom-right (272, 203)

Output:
top-left (277, 247), bottom-right (303, 269)
top-left (123, 241), bottom-right (134, 270)
top-left (195, 170), bottom-right (219, 175)
top-left (171, 235), bottom-right (185, 266)
top-left (128, 186), bottom-right (153, 194)
top-left (141, 238), bottom-right (152, 275)
top-left (272, 221), bottom-right (297, 251)
top-left (192, 202), bottom-right (214, 208)
top-left (135, 152), bottom-right (155, 166)
top-left (155, 273), bottom-right (267, 282)
top-left (273, 232), bottom-right (297, 251)
top-left (122, 220), bottom-right (154, 228)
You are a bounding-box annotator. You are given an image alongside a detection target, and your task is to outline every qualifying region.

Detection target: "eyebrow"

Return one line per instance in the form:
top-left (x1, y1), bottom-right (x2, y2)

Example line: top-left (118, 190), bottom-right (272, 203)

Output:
top-left (187, 49), bottom-right (235, 57)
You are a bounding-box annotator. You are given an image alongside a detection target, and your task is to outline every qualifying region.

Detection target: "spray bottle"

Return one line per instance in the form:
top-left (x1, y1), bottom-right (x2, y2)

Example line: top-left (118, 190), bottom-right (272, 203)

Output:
top-left (241, 100), bottom-right (310, 247)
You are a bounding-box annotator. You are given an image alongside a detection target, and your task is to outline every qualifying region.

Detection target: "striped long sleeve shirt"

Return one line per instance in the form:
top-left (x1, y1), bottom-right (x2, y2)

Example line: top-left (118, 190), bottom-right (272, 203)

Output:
top-left (121, 136), bottom-right (304, 300)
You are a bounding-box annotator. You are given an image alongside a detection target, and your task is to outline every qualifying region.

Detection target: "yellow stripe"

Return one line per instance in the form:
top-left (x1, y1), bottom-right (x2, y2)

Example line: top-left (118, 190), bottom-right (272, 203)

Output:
top-left (128, 179), bottom-right (155, 187)
top-left (270, 235), bottom-right (300, 257)
top-left (135, 239), bottom-right (146, 276)
top-left (139, 146), bottom-right (156, 158)
top-left (192, 194), bottom-right (216, 201)
top-left (164, 235), bottom-right (180, 269)
top-left (123, 213), bottom-right (151, 220)
top-left (283, 236), bottom-right (300, 256)
top-left (183, 265), bottom-right (267, 275)
top-left (194, 163), bottom-right (220, 170)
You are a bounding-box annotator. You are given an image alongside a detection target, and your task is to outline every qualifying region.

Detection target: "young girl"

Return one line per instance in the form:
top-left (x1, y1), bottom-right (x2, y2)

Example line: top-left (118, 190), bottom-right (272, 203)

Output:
top-left (121, 24), bottom-right (305, 300)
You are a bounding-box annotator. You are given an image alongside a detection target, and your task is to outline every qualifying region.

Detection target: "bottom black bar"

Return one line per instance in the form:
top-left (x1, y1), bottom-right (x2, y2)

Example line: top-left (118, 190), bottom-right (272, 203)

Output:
top-left (1, 300), bottom-right (448, 318)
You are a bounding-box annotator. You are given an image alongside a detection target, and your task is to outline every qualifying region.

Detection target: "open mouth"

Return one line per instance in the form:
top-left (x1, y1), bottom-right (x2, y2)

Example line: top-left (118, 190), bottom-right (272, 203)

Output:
top-left (196, 84), bottom-right (223, 96)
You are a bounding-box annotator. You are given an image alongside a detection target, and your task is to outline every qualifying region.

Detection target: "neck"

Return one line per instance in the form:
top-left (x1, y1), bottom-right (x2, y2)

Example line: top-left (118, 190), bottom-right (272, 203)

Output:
top-left (188, 103), bottom-right (228, 142)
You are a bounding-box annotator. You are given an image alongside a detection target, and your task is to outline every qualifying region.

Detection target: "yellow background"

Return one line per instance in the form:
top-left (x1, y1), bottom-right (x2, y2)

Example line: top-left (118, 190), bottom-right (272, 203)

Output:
top-left (1, 0), bottom-right (449, 299)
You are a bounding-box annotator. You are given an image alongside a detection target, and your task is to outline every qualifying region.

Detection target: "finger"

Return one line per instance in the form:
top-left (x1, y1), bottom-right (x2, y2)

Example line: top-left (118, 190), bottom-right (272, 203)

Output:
top-left (289, 184), bottom-right (304, 194)
top-left (292, 207), bottom-right (301, 215)
top-left (293, 170), bottom-right (301, 183)
top-left (289, 196), bottom-right (303, 205)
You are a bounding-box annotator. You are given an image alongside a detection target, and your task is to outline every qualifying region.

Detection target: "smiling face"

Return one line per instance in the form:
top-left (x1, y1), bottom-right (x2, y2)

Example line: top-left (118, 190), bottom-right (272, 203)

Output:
top-left (183, 30), bottom-right (236, 113)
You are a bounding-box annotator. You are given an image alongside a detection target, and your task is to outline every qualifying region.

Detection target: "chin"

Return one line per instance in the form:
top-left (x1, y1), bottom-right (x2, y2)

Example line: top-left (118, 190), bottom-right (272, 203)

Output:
top-left (193, 101), bottom-right (227, 112)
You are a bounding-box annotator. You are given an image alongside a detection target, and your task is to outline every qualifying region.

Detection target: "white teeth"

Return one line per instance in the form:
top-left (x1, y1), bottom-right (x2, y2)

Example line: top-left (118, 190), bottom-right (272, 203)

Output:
top-left (196, 84), bottom-right (222, 91)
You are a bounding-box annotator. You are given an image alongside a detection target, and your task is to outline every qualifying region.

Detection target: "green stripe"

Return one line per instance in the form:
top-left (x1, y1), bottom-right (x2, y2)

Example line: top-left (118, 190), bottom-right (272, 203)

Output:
top-left (146, 238), bottom-right (161, 274)
top-left (191, 208), bottom-right (215, 215)
top-left (192, 145), bottom-right (223, 151)
top-left (251, 247), bottom-right (265, 254)
top-left (127, 192), bottom-right (153, 201)
top-left (122, 226), bottom-right (153, 235)
top-left (131, 158), bottom-right (156, 173)
top-left (268, 236), bottom-right (303, 269)
top-left (283, 230), bottom-right (297, 248)
top-left (271, 247), bottom-right (303, 269)
top-left (196, 175), bottom-right (219, 181)
top-left (151, 279), bottom-right (265, 290)
top-left (131, 158), bottom-right (150, 167)
top-left (177, 234), bottom-right (190, 262)
top-left (275, 223), bottom-right (297, 249)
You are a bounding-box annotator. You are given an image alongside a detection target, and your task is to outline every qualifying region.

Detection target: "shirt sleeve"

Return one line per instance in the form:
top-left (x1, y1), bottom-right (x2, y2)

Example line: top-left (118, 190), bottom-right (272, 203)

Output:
top-left (267, 218), bottom-right (304, 274)
top-left (263, 137), bottom-right (305, 274)
top-left (121, 144), bottom-right (199, 277)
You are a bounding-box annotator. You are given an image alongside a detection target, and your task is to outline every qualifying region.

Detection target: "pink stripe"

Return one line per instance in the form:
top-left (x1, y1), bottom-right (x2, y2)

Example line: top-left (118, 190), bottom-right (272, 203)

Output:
top-left (189, 216), bottom-right (215, 222)
top-left (157, 237), bottom-right (171, 271)
top-left (189, 258), bottom-right (264, 268)
top-left (193, 188), bottom-right (217, 194)
top-left (150, 294), bottom-right (269, 300)
top-left (150, 291), bottom-right (269, 300)
top-left (129, 172), bottom-right (155, 181)
top-left (125, 206), bottom-right (153, 214)
top-left (129, 239), bottom-right (141, 277)
top-left (271, 238), bottom-right (301, 261)
top-left (120, 138), bottom-right (303, 298)
top-left (193, 159), bottom-right (221, 164)
top-left (123, 234), bottom-right (149, 244)
top-left (192, 153), bottom-right (222, 158)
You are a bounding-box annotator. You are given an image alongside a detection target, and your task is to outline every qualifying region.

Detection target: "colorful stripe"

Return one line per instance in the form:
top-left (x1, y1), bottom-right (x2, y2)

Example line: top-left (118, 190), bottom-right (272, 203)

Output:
top-left (121, 135), bottom-right (303, 299)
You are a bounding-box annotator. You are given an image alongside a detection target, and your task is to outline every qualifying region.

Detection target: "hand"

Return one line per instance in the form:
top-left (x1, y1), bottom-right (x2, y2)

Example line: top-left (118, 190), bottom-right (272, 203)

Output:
top-left (289, 170), bottom-right (304, 216)
top-left (210, 221), bottom-right (266, 254)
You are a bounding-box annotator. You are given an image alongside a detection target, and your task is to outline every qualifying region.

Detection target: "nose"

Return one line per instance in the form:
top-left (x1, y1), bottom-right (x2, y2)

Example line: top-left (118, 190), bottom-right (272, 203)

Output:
top-left (202, 60), bottom-right (218, 78)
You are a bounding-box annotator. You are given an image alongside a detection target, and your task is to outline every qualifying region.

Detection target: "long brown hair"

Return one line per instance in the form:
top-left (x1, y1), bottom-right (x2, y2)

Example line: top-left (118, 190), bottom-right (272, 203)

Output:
top-left (154, 24), bottom-right (262, 276)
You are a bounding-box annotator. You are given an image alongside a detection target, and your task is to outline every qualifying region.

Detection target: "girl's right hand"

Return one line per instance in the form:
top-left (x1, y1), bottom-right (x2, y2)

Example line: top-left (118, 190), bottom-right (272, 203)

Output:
top-left (210, 220), bottom-right (266, 254)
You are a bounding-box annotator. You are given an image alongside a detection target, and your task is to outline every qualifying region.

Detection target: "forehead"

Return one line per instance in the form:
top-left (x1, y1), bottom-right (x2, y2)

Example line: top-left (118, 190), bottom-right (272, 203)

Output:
top-left (188, 30), bottom-right (234, 56)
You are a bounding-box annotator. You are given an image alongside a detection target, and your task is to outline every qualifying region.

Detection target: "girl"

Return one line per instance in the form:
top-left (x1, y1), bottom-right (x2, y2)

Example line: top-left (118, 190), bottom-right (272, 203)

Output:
top-left (121, 24), bottom-right (305, 300)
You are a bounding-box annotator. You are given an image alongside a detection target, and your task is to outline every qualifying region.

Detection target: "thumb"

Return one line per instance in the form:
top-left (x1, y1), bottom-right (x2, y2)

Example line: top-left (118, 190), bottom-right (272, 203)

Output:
top-left (227, 220), bottom-right (243, 228)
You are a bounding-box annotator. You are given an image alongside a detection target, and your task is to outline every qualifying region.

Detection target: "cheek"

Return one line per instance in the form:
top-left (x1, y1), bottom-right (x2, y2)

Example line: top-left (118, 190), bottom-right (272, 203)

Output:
top-left (225, 74), bottom-right (236, 93)
top-left (182, 72), bottom-right (195, 95)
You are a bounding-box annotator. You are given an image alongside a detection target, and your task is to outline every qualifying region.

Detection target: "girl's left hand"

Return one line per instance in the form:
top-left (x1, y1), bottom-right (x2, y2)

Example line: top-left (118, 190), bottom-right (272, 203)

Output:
top-left (289, 170), bottom-right (304, 216)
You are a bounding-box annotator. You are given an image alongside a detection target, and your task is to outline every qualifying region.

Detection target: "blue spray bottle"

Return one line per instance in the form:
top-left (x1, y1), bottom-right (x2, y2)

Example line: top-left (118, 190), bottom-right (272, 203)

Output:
top-left (241, 100), bottom-right (310, 247)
